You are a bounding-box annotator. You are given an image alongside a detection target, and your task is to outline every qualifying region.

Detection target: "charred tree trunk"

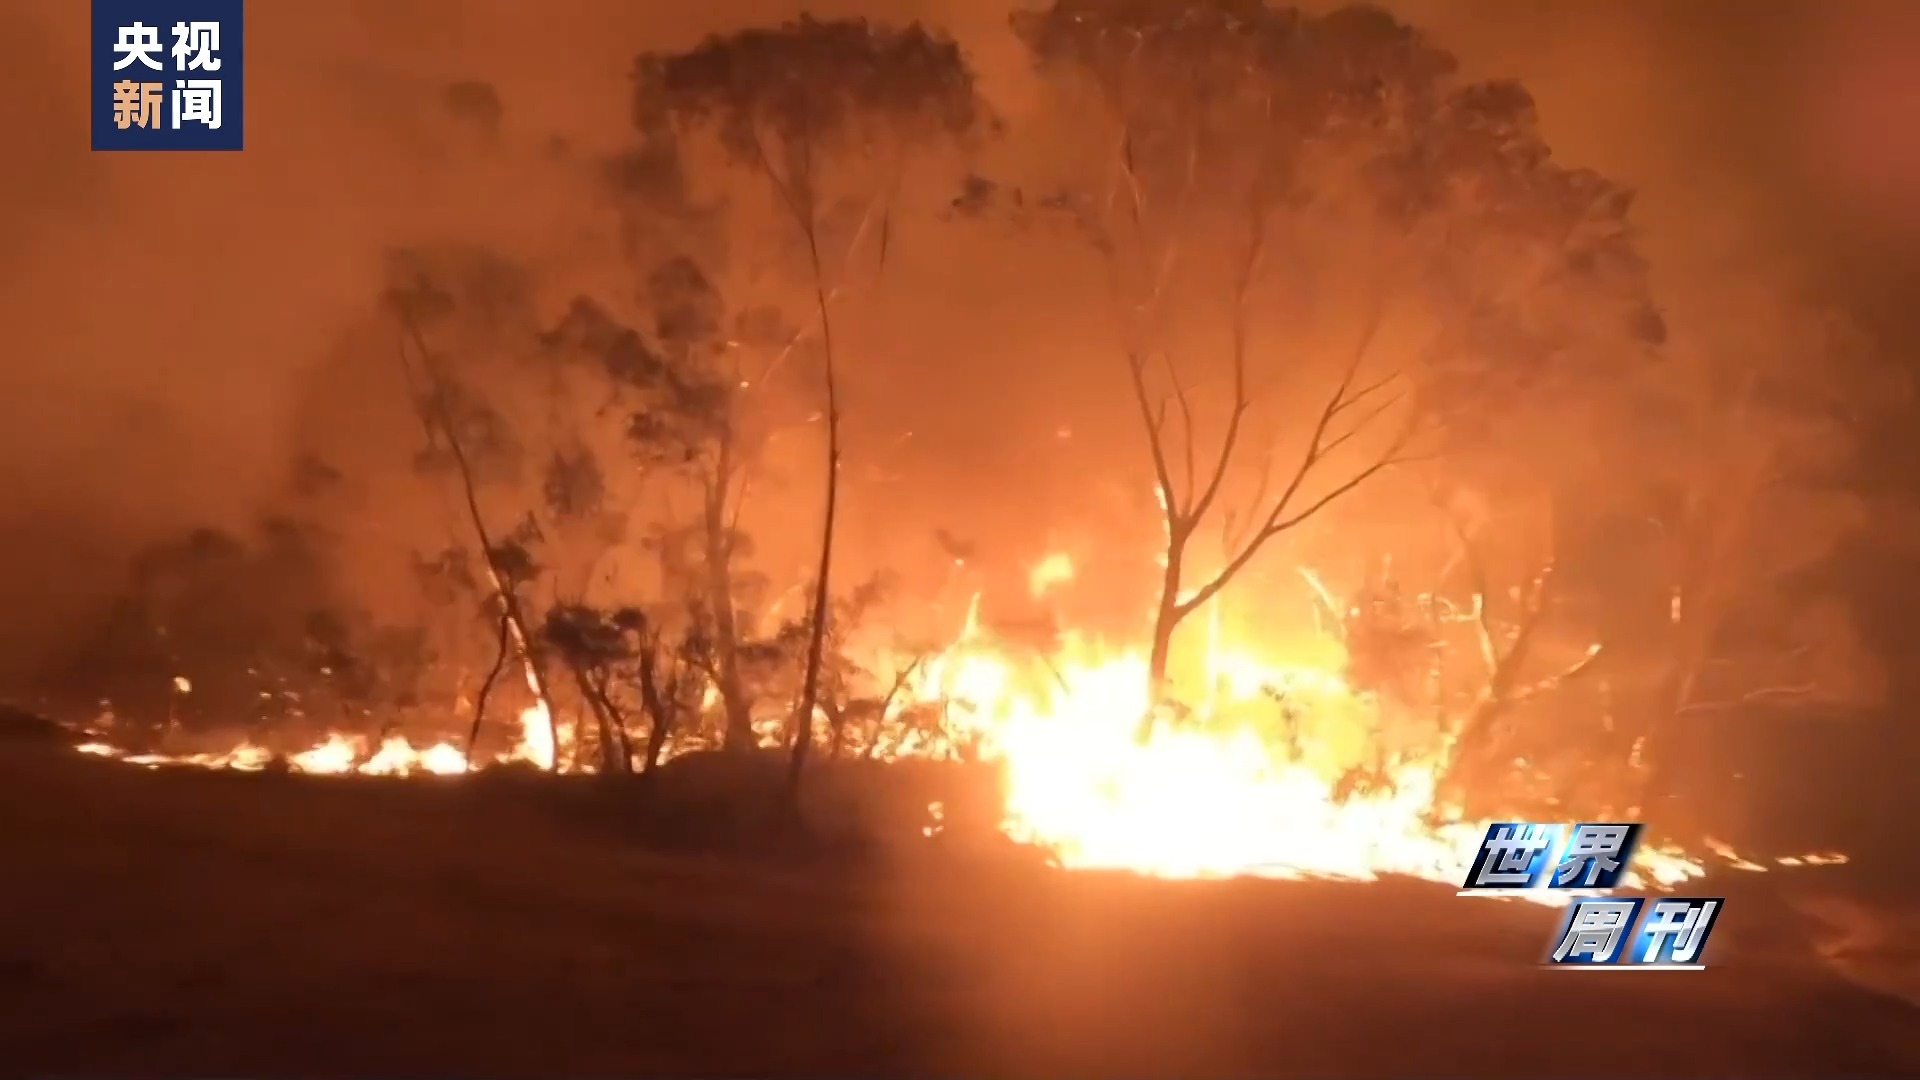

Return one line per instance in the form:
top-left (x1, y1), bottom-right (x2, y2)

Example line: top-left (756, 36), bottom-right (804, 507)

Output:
top-left (636, 647), bottom-right (676, 774)
top-left (395, 316), bottom-right (563, 770)
top-left (608, 691), bottom-right (635, 775)
top-left (1145, 536), bottom-right (1185, 711)
top-left (1628, 639), bottom-right (1705, 820)
top-left (1435, 557), bottom-right (1602, 811)
top-left (1634, 670), bottom-right (1686, 808)
top-left (498, 589), bottom-right (562, 771)
top-left (702, 454), bottom-right (755, 754)
top-left (464, 610), bottom-right (512, 768)
top-left (825, 699), bottom-right (847, 760)
top-left (1436, 579), bottom-right (1546, 807)
top-left (788, 232), bottom-right (843, 806)
top-left (568, 666), bottom-right (626, 775)
top-left (642, 706), bottom-right (673, 772)
top-left (788, 392), bottom-right (839, 800)
top-left (1118, 240), bottom-right (1400, 738)
top-left (1441, 641), bottom-right (1539, 797)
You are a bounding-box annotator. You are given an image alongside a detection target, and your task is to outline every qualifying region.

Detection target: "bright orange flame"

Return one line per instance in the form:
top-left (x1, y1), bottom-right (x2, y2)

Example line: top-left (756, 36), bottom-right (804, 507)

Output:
top-left (512, 702), bottom-right (556, 771)
top-left (72, 555), bottom-right (1832, 901)
top-left (78, 731), bottom-right (473, 776)
top-left (1028, 551), bottom-right (1075, 598)
top-left (904, 618), bottom-right (1704, 906)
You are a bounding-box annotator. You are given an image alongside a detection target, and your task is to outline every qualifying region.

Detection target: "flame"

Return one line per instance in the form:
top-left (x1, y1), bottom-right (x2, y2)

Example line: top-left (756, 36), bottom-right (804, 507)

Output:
top-left (289, 733), bottom-right (359, 774)
top-left (71, 558), bottom-right (1835, 903)
top-left (510, 663), bottom-right (559, 771)
top-left (80, 731), bottom-right (478, 776)
top-left (902, 623), bottom-right (1705, 906)
top-left (77, 656), bottom-right (570, 777)
top-left (1028, 551), bottom-right (1076, 598)
top-left (363, 735), bottom-right (470, 777)
top-left (512, 701), bottom-right (556, 771)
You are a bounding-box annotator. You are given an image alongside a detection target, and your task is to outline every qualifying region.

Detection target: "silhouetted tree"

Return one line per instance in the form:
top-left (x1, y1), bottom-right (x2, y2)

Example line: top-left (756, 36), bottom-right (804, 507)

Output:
top-left (647, 259), bottom-right (787, 754)
top-left (999, 1), bottom-right (1663, 730)
top-left (384, 256), bottom-right (565, 768)
top-left (61, 513), bottom-right (422, 742)
top-left (636, 16), bottom-right (984, 799)
top-left (1608, 276), bottom-right (1901, 807)
top-left (543, 603), bottom-right (642, 774)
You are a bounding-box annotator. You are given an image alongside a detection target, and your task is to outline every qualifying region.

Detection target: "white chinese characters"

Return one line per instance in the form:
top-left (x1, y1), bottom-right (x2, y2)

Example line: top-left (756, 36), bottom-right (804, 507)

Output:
top-left (111, 22), bottom-right (164, 70)
top-left (109, 20), bottom-right (224, 132)
top-left (170, 21), bottom-right (222, 71)
top-left (173, 79), bottom-right (222, 130)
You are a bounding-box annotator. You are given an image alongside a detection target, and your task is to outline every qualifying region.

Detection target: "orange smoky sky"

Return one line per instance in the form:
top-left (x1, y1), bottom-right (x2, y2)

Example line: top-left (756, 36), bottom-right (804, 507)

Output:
top-left (0, 0), bottom-right (1914, 680)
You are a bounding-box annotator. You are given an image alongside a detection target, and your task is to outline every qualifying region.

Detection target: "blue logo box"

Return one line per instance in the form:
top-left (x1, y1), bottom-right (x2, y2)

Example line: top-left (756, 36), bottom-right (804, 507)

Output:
top-left (92, 0), bottom-right (244, 150)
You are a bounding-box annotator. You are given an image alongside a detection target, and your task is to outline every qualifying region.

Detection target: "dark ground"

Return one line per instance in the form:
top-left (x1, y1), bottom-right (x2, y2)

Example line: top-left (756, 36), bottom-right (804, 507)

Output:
top-left (4, 739), bottom-right (1919, 1079)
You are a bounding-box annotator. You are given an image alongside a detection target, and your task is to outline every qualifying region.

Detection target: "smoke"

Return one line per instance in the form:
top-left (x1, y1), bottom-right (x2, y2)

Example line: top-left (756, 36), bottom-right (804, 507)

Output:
top-left (0, 0), bottom-right (1912, 683)
top-left (1387, 0), bottom-right (1920, 323)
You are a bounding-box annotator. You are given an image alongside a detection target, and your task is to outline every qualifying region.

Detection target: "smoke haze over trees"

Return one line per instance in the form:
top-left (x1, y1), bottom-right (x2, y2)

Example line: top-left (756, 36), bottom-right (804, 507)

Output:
top-left (0, 0), bottom-right (1916, 800)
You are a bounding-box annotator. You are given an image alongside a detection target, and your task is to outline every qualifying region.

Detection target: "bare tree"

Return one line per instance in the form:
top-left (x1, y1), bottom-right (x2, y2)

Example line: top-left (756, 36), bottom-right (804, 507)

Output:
top-left (540, 603), bottom-right (709, 775)
top-left (385, 278), bottom-right (564, 770)
top-left (637, 258), bottom-right (798, 755)
top-left (606, 106), bottom-right (771, 757)
top-left (1432, 510), bottom-right (1602, 806)
top-left (384, 245), bottom-right (711, 772)
top-left (1608, 278), bottom-right (1899, 804)
top-left (56, 516), bottom-right (416, 743)
top-left (810, 573), bottom-right (894, 759)
top-left (542, 605), bottom-right (630, 774)
top-left (464, 608), bottom-right (512, 769)
top-left (636, 619), bottom-right (701, 774)
top-left (636, 16), bottom-right (984, 801)
top-left (1004, 2), bottom-right (1666, 727)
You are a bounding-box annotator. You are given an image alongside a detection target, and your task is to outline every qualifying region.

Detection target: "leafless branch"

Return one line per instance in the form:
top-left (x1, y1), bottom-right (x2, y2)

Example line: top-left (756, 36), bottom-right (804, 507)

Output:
top-left (1320, 382), bottom-right (1406, 448)
top-left (1262, 293), bottom-right (1389, 515)
top-left (1220, 443), bottom-right (1277, 556)
top-left (1119, 130), bottom-right (1148, 239)
top-left (1146, 127), bottom-right (1202, 315)
top-left (1127, 350), bottom-right (1181, 526)
top-left (1509, 642), bottom-right (1605, 705)
top-left (393, 315), bottom-right (562, 770)
top-left (1178, 203), bottom-right (1264, 530)
top-left (464, 609), bottom-right (512, 768)
top-left (1449, 511), bottom-right (1500, 675)
top-left (738, 113), bottom-right (810, 231)
top-left (1328, 370), bottom-right (1402, 420)
top-left (1675, 682), bottom-right (1819, 715)
top-left (1161, 350), bottom-right (1200, 496)
top-left (1167, 352), bottom-right (1408, 620)
top-left (1266, 444), bottom-right (1408, 533)
top-left (1298, 567), bottom-right (1345, 642)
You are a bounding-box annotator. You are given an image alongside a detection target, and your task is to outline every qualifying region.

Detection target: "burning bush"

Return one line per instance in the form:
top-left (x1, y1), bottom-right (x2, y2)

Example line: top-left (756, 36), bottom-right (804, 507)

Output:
top-left (43, 3), bottom-right (1896, 901)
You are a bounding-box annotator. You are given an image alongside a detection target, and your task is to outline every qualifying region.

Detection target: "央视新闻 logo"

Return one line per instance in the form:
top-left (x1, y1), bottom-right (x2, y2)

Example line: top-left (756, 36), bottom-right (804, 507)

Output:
top-left (92, 0), bottom-right (244, 151)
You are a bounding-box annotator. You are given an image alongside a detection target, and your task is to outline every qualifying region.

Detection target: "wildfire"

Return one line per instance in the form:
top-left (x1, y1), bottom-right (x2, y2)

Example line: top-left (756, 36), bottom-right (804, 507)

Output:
top-left (897, 613), bottom-right (1705, 906)
top-left (69, 554), bottom-right (1839, 903)
top-left (77, 703), bottom-right (556, 778)
top-left (1028, 551), bottom-right (1076, 598)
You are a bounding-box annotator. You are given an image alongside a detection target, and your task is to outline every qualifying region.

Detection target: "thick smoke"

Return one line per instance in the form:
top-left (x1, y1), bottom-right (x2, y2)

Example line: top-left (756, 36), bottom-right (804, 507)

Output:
top-left (0, 0), bottom-right (1913, 685)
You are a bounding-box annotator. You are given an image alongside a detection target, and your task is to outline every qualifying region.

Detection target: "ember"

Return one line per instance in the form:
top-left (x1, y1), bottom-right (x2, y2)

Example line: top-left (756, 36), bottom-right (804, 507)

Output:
top-left (75, 560), bottom-right (1769, 907)
top-left (11, 0), bottom-right (1920, 1074)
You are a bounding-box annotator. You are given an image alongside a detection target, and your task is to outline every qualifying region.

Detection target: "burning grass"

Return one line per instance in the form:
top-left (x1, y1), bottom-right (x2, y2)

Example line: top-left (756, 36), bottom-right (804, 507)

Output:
top-left (71, 572), bottom-right (1846, 906)
top-left (7, 734), bottom-right (1918, 1078)
top-left (16, 561), bottom-right (1905, 1075)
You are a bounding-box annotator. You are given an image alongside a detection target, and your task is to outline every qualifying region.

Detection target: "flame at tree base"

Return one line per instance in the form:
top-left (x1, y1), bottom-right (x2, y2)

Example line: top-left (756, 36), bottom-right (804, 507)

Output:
top-left (72, 591), bottom-right (1843, 905)
top-left (76, 702), bottom-right (557, 777)
top-left (902, 640), bottom-right (1709, 905)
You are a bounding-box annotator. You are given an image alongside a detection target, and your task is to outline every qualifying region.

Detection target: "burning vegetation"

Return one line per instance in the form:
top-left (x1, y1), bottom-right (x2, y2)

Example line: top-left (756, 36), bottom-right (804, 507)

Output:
top-left (33, 1), bottom-right (1899, 903)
